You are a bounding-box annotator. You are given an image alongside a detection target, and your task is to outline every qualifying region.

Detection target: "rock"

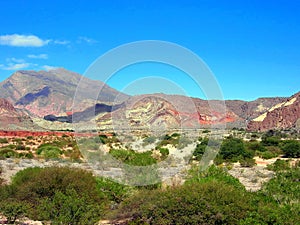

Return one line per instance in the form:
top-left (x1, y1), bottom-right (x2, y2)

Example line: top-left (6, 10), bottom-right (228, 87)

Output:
top-left (247, 92), bottom-right (300, 131)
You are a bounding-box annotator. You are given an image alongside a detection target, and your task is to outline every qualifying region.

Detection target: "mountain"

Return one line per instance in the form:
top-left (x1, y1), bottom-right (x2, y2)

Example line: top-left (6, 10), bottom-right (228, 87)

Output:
top-left (247, 92), bottom-right (300, 131)
top-left (0, 68), bottom-right (128, 117)
top-left (0, 69), bottom-right (297, 132)
top-left (95, 94), bottom-right (287, 130)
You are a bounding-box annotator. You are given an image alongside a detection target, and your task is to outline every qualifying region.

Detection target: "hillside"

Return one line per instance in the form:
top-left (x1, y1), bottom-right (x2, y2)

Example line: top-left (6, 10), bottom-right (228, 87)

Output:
top-left (0, 69), bottom-right (297, 131)
top-left (0, 68), bottom-right (128, 117)
top-left (0, 98), bottom-right (39, 130)
top-left (247, 92), bottom-right (300, 131)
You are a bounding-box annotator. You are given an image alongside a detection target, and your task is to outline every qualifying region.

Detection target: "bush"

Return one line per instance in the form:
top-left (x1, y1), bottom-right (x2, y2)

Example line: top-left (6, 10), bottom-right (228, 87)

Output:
top-left (111, 165), bottom-right (299, 225)
top-left (261, 136), bottom-right (281, 146)
top-left (1, 167), bottom-right (108, 224)
top-left (261, 167), bottom-right (300, 205)
top-left (259, 151), bottom-right (278, 159)
top-left (185, 165), bottom-right (245, 190)
top-left (0, 201), bottom-right (29, 224)
top-left (240, 158), bottom-right (256, 167)
top-left (219, 138), bottom-right (247, 162)
top-left (193, 141), bottom-right (206, 160)
top-left (193, 138), bottom-right (220, 161)
top-left (36, 144), bottom-right (63, 159)
top-left (246, 141), bottom-right (266, 152)
top-left (0, 148), bottom-right (18, 158)
top-left (267, 159), bottom-right (290, 172)
top-left (0, 138), bottom-right (8, 144)
top-left (280, 140), bottom-right (300, 158)
top-left (157, 134), bottom-right (179, 147)
top-left (109, 149), bottom-right (157, 166)
top-left (112, 180), bottom-right (253, 224)
top-left (265, 145), bottom-right (282, 155)
top-left (24, 152), bottom-right (34, 159)
top-left (96, 177), bottom-right (132, 204)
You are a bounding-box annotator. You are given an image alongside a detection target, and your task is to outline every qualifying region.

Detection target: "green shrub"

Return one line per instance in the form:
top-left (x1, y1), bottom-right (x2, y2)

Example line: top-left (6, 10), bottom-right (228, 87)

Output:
top-left (219, 137), bottom-right (247, 162)
top-left (2, 144), bottom-right (16, 150)
top-left (259, 151), bottom-right (278, 159)
top-left (36, 144), bottom-right (63, 159)
top-left (267, 159), bottom-right (290, 172)
top-left (240, 158), bottom-right (256, 167)
top-left (266, 145), bottom-right (282, 155)
top-left (192, 137), bottom-right (216, 161)
top-left (261, 167), bottom-right (300, 205)
top-left (0, 167), bottom-right (3, 186)
top-left (112, 180), bottom-right (253, 224)
top-left (280, 140), bottom-right (300, 158)
top-left (96, 177), bottom-right (132, 203)
top-left (24, 152), bottom-right (34, 159)
top-left (0, 148), bottom-right (18, 158)
top-left (193, 143), bottom-right (206, 160)
top-left (0, 200), bottom-right (29, 224)
top-left (0, 138), bottom-right (8, 144)
top-left (157, 134), bottom-right (179, 147)
top-left (261, 136), bottom-right (281, 146)
top-left (185, 165), bottom-right (245, 190)
top-left (109, 149), bottom-right (156, 166)
top-left (3, 167), bottom-right (108, 224)
top-left (246, 141), bottom-right (266, 152)
top-left (158, 147), bottom-right (169, 159)
top-left (202, 129), bottom-right (211, 133)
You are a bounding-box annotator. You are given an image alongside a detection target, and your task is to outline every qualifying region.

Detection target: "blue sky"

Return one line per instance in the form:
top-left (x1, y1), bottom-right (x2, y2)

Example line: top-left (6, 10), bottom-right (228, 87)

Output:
top-left (0, 0), bottom-right (299, 100)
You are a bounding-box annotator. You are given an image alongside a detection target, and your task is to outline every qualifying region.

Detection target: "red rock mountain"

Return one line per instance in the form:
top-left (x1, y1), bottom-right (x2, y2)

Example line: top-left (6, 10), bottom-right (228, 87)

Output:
top-left (247, 92), bottom-right (300, 131)
top-left (0, 68), bottom-right (128, 117)
top-left (0, 69), bottom-right (296, 131)
top-left (96, 94), bottom-right (287, 130)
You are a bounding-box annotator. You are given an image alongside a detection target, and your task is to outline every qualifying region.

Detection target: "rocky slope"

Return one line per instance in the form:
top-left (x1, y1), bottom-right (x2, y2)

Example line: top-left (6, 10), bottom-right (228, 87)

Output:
top-left (95, 94), bottom-right (285, 130)
top-left (247, 92), bottom-right (300, 131)
top-left (0, 69), bottom-right (296, 131)
top-left (0, 98), bottom-right (40, 130)
top-left (0, 68), bottom-right (128, 118)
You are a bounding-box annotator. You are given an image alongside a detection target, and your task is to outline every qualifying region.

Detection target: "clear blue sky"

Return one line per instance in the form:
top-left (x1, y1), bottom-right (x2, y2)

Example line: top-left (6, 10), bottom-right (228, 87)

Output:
top-left (0, 0), bottom-right (299, 100)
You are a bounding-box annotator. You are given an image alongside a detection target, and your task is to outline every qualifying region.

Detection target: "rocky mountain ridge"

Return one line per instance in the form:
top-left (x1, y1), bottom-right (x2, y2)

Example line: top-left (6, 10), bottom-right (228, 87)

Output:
top-left (0, 68), bottom-right (128, 117)
top-left (0, 69), bottom-right (298, 131)
top-left (247, 92), bottom-right (300, 131)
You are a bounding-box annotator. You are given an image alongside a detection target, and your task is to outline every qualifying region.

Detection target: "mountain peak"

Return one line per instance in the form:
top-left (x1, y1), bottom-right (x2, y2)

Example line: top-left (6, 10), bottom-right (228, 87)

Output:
top-left (0, 69), bottom-right (128, 117)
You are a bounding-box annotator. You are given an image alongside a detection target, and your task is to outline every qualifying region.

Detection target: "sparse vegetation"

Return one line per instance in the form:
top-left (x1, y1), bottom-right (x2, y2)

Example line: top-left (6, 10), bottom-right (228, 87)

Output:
top-left (0, 130), bottom-right (300, 224)
top-left (111, 165), bottom-right (300, 224)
